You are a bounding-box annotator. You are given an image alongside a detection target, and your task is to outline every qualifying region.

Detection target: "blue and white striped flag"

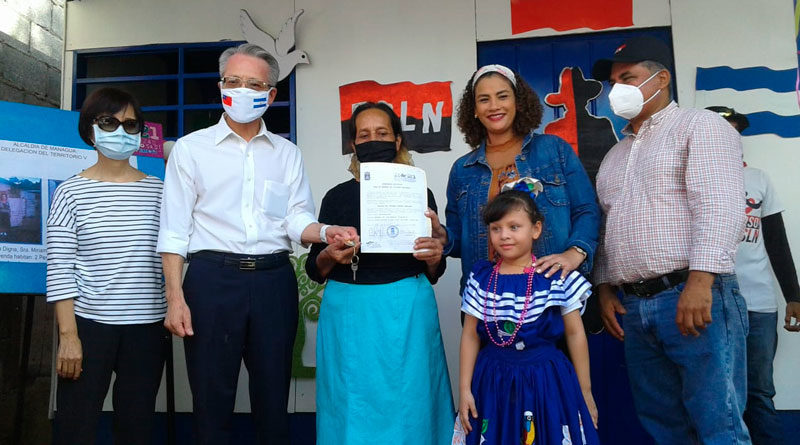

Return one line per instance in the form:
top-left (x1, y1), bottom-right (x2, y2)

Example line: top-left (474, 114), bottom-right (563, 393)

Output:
top-left (695, 66), bottom-right (800, 138)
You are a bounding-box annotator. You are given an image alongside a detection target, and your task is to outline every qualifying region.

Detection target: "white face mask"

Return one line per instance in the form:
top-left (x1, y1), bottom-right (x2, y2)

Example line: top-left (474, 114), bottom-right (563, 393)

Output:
top-left (607, 71), bottom-right (662, 120)
top-left (92, 125), bottom-right (141, 160)
top-left (221, 87), bottom-right (272, 124)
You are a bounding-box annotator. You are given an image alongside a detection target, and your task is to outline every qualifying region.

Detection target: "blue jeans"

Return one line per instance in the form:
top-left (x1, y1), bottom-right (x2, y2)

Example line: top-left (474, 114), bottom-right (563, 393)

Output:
top-left (744, 311), bottom-right (784, 445)
top-left (621, 274), bottom-right (751, 445)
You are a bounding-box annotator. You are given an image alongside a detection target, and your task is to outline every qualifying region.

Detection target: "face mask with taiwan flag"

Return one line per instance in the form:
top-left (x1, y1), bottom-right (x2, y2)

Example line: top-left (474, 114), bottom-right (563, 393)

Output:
top-left (220, 87), bottom-right (272, 123)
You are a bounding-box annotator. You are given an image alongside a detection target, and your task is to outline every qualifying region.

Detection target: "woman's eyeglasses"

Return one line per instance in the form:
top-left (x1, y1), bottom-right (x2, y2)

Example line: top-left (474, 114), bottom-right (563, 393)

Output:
top-left (94, 116), bottom-right (142, 134)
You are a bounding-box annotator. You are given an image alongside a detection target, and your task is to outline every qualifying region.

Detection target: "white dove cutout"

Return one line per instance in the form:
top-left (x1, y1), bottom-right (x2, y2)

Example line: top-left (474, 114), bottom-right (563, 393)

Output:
top-left (240, 8), bottom-right (310, 82)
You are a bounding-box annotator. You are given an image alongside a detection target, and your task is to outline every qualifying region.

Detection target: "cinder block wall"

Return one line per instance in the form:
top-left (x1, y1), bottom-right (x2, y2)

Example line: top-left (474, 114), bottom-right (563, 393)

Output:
top-left (0, 0), bottom-right (64, 107)
top-left (0, 2), bottom-right (64, 443)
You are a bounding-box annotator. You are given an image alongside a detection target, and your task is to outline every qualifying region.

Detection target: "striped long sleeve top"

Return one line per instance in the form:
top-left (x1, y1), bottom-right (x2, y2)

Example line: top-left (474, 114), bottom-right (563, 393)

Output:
top-left (46, 175), bottom-right (166, 324)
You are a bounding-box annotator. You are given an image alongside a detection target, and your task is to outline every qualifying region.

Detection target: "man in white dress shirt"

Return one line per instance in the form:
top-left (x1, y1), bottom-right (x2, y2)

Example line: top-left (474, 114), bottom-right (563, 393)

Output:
top-left (157, 43), bottom-right (356, 444)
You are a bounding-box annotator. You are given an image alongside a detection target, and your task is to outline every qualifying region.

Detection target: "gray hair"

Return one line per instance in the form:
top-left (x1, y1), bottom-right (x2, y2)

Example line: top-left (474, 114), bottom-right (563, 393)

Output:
top-left (219, 43), bottom-right (280, 87)
top-left (638, 60), bottom-right (668, 75)
top-left (638, 60), bottom-right (672, 98)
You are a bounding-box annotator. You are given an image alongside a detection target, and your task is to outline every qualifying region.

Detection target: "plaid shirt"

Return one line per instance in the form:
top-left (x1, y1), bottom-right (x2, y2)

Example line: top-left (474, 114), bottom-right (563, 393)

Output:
top-left (594, 102), bottom-right (745, 286)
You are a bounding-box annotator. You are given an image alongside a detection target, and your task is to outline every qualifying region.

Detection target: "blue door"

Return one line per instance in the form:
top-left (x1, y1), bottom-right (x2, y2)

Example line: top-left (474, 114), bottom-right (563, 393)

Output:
top-left (478, 27), bottom-right (675, 445)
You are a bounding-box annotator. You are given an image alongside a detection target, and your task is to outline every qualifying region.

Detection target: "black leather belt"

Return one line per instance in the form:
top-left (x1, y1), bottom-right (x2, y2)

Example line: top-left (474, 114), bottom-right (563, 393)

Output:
top-left (190, 250), bottom-right (289, 271)
top-left (621, 270), bottom-right (690, 298)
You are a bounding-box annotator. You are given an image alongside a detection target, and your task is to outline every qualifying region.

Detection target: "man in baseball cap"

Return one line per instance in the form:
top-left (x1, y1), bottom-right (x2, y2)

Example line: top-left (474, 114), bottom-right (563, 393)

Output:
top-left (592, 37), bottom-right (751, 444)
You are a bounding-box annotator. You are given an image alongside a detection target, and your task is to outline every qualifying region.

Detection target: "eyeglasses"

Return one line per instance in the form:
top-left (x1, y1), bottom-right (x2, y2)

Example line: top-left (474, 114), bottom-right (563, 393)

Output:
top-left (94, 116), bottom-right (142, 134)
top-left (220, 76), bottom-right (273, 91)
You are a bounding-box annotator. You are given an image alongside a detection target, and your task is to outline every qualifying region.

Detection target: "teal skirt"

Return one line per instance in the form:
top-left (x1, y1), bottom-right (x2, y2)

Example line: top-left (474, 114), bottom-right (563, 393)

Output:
top-left (316, 275), bottom-right (454, 445)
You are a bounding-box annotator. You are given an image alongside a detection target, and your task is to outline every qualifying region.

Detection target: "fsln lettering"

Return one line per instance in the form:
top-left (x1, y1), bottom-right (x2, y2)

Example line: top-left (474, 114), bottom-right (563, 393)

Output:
top-left (422, 101), bottom-right (444, 134)
top-left (400, 101), bottom-right (415, 131)
top-left (350, 100), bottom-right (444, 134)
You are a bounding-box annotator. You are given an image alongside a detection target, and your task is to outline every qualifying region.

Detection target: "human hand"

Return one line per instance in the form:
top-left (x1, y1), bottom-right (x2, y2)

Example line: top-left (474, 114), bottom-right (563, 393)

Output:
top-left (426, 208), bottom-right (448, 247)
top-left (325, 225), bottom-right (359, 245)
top-left (458, 389), bottom-right (478, 434)
top-left (785, 301), bottom-right (800, 332)
top-left (57, 332), bottom-right (83, 380)
top-left (324, 239), bottom-right (359, 265)
top-left (583, 389), bottom-right (599, 429)
top-left (598, 284), bottom-right (626, 341)
top-left (413, 236), bottom-right (443, 266)
top-left (164, 289), bottom-right (193, 337)
top-left (536, 248), bottom-right (585, 279)
top-left (675, 273), bottom-right (714, 336)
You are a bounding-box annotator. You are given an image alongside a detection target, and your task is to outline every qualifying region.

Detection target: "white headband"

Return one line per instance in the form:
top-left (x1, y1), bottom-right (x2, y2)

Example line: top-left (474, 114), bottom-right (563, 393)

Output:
top-left (472, 64), bottom-right (517, 89)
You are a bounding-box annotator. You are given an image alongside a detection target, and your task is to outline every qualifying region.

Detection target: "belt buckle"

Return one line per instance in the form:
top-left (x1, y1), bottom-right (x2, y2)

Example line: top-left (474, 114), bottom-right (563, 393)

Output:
top-left (239, 258), bottom-right (257, 271)
top-left (631, 280), bottom-right (651, 298)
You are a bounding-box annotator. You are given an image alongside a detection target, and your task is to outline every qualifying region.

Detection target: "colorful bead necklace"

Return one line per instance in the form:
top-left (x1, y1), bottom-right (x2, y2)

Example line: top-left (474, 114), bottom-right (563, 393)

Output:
top-left (482, 254), bottom-right (536, 347)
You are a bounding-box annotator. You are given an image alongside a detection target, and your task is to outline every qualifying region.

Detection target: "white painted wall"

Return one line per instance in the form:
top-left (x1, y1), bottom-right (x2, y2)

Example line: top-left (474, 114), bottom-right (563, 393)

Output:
top-left (671, 0), bottom-right (800, 410)
top-left (475, 0), bottom-right (671, 41)
top-left (65, 0), bottom-right (294, 50)
top-left (61, 0), bottom-right (800, 415)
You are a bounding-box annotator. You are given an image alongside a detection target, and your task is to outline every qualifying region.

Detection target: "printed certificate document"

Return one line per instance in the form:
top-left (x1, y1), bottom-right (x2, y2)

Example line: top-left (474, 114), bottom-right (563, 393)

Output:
top-left (359, 162), bottom-right (430, 253)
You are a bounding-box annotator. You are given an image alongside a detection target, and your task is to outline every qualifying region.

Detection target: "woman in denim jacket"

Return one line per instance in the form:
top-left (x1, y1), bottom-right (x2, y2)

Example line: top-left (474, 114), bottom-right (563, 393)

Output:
top-left (443, 64), bottom-right (600, 292)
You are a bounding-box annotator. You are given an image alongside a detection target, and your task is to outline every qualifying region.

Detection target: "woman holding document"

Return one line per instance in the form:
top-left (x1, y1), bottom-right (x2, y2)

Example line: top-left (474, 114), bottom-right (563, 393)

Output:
top-left (306, 102), bottom-right (453, 445)
top-left (445, 64), bottom-right (600, 290)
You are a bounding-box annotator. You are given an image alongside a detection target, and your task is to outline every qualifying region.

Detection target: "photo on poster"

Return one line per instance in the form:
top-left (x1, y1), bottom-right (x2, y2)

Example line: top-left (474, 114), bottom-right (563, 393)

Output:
top-left (0, 176), bottom-right (43, 244)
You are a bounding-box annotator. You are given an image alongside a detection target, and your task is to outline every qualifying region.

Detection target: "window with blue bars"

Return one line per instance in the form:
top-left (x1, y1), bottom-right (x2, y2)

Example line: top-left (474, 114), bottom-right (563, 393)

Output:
top-left (71, 41), bottom-right (296, 142)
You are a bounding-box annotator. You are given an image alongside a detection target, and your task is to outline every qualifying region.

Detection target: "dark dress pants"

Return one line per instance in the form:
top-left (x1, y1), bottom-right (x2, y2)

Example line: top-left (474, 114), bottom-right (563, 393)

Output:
top-left (54, 317), bottom-right (168, 445)
top-left (182, 255), bottom-right (298, 445)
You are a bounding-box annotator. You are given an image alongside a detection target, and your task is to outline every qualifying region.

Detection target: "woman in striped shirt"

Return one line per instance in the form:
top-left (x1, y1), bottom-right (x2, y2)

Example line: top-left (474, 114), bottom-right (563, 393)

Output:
top-left (47, 87), bottom-right (167, 445)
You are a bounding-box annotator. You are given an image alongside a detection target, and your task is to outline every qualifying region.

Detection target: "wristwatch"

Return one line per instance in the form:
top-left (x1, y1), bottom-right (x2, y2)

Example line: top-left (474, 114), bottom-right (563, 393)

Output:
top-left (571, 245), bottom-right (588, 259)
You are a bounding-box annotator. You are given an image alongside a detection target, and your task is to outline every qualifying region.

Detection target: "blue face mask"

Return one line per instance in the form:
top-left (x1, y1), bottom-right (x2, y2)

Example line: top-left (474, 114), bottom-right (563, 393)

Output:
top-left (92, 124), bottom-right (141, 160)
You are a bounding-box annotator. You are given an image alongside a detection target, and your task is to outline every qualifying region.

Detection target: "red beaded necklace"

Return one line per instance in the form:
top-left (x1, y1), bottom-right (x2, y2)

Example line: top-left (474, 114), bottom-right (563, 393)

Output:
top-left (482, 254), bottom-right (536, 347)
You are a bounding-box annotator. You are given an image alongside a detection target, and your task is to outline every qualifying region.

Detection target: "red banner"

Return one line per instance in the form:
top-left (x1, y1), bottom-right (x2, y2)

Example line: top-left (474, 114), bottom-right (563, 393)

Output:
top-left (339, 80), bottom-right (452, 154)
top-left (510, 0), bottom-right (633, 34)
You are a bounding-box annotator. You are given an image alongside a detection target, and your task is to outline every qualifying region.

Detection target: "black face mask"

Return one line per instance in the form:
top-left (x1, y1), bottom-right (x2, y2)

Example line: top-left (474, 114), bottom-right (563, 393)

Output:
top-left (354, 140), bottom-right (397, 163)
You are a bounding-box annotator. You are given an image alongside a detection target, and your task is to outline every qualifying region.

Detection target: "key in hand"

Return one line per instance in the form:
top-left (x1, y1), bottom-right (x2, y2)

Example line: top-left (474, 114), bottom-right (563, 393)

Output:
top-left (350, 248), bottom-right (359, 281)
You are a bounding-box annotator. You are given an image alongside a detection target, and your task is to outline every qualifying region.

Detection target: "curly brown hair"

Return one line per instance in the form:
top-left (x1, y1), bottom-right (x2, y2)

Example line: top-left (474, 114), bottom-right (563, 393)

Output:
top-left (456, 70), bottom-right (543, 149)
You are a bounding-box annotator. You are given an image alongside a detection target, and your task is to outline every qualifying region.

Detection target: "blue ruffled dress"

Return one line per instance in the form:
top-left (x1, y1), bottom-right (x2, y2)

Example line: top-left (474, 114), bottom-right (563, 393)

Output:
top-left (461, 260), bottom-right (600, 445)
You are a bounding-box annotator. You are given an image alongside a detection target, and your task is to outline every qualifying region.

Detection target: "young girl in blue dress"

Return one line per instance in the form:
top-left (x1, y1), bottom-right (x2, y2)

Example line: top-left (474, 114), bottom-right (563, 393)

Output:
top-left (457, 178), bottom-right (600, 445)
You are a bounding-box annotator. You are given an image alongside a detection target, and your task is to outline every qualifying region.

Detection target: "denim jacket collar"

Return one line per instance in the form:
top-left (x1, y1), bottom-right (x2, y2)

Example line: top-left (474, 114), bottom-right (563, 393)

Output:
top-left (463, 131), bottom-right (537, 167)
